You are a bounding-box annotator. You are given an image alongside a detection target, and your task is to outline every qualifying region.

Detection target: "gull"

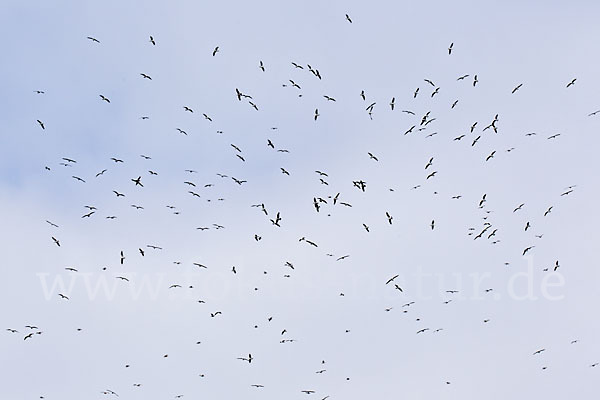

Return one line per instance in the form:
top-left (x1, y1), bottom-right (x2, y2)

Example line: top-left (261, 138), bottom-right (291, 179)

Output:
top-left (547, 133), bottom-right (561, 140)
top-left (37, 119), bottom-right (45, 129)
top-left (237, 353), bottom-right (253, 363)
top-left (113, 190), bottom-right (125, 197)
top-left (533, 349), bottom-right (546, 355)
top-left (473, 75), bottom-right (479, 87)
top-left (116, 276), bottom-right (129, 282)
top-left (51, 237), bottom-right (60, 247)
top-left (58, 293), bottom-right (69, 300)
top-left (314, 109), bottom-right (320, 120)
top-left (259, 61), bottom-right (265, 71)
top-left (72, 176), bottom-right (85, 183)
top-left (513, 203), bottom-right (525, 212)
top-left (120, 251), bottom-right (125, 264)
top-left (566, 78), bottom-right (576, 88)
top-left (544, 206), bottom-right (553, 216)
top-left (486, 151), bottom-right (496, 161)
top-left (46, 220), bottom-right (59, 228)
top-left (368, 152), bottom-right (378, 161)
top-left (389, 97), bottom-right (395, 110)
top-left (149, 35), bottom-right (155, 45)
top-left (448, 42), bottom-right (453, 54)
top-left (426, 171), bottom-right (437, 179)
top-left (336, 255), bottom-right (350, 261)
top-left (202, 113), bottom-right (212, 121)
top-left (140, 73), bottom-right (152, 80)
top-left (451, 100), bottom-right (459, 108)
top-left (212, 46), bottom-right (219, 56)
top-left (86, 36), bottom-right (100, 43)
top-left (323, 95), bottom-right (336, 101)
top-left (99, 94), bottom-right (110, 103)
top-left (588, 110), bottom-right (600, 116)
top-left (176, 128), bottom-right (187, 135)
top-left (360, 90), bottom-right (365, 100)
top-left (96, 169), bottom-right (107, 177)
top-left (457, 74), bottom-right (469, 80)
top-left (345, 14), bottom-right (352, 23)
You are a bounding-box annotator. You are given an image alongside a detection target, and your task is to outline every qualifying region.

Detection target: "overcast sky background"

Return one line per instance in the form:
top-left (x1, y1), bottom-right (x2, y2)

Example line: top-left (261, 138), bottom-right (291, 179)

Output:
top-left (1, 0), bottom-right (600, 399)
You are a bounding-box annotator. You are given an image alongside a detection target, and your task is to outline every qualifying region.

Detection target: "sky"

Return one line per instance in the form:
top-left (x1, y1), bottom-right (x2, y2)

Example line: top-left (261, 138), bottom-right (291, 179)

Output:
top-left (1, 0), bottom-right (600, 399)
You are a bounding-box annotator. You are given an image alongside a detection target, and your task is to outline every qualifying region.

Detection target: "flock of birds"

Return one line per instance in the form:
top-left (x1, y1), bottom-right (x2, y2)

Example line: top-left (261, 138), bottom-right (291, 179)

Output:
top-left (5, 9), bottom-right (599, 400)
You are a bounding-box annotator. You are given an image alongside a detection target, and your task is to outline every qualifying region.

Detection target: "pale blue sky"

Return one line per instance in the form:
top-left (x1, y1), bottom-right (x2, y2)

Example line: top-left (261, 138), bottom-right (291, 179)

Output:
top-left (1, 0), bottom-right (599, 399)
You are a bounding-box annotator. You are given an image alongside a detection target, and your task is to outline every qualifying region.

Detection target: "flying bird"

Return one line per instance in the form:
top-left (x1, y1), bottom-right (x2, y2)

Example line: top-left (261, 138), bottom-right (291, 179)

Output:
top-left (512, 83), bottom-right (523, 93)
